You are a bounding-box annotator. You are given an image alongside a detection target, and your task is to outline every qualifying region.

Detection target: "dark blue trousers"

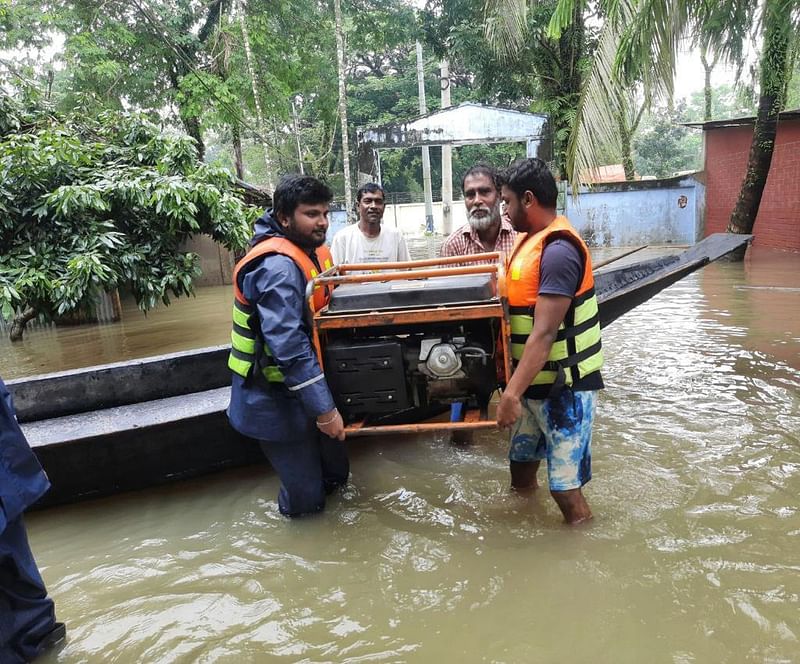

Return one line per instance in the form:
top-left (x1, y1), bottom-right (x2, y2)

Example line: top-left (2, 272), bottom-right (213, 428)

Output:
top-left (0, 516), bottom-right (56, 664)
top-left (259, 427), bottom-right (349, 517)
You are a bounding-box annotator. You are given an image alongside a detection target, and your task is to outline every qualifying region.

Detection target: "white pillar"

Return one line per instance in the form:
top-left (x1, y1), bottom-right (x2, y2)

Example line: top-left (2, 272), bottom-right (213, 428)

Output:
top-left (416, 41), bottom-right (434, 233)
top-left (440, 59), bottom-right (453, 235)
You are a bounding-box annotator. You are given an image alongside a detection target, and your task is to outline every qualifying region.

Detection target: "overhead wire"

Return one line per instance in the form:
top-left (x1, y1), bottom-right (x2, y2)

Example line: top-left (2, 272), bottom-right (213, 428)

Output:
top-left (127, 0), bottom-right (278, 148)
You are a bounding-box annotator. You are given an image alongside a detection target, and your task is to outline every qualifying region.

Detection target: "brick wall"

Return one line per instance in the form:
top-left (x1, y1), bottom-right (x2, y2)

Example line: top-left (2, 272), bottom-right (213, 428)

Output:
top-left (704, 119), bottom-right (800, 252)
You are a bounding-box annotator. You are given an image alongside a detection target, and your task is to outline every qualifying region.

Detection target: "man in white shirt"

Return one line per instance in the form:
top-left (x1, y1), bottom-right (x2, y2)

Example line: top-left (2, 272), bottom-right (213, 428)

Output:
top-left (330, 183), bottom-right (411, 266)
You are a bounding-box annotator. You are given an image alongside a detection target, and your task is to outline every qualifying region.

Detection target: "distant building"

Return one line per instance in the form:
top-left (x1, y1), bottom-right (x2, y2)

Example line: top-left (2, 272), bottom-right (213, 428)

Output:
top-left (580, 164), bottom-right (638, 183)
top-left (685, 110), bottom-right (800, 252)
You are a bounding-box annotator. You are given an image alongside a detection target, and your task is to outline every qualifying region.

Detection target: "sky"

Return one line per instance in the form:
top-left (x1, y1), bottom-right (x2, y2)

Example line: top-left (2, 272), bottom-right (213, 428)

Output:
top-left (4, 28), bottom-right (755, 106)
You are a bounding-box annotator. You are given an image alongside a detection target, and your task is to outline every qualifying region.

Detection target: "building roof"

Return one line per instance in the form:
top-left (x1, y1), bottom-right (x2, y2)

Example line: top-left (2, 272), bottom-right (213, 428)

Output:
top-left (683, 108), bottom-right (800, 130)
top-left (580, 164), bottom-right (634, 183)
top-left (357, 102), bottom-right (548, 148)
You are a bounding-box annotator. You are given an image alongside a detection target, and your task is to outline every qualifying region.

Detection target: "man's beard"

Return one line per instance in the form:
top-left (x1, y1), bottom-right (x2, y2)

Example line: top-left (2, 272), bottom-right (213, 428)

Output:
top-left (285, 218), bottom-right (326, 249)
top-left (468, 202), bottom-right (500, 231)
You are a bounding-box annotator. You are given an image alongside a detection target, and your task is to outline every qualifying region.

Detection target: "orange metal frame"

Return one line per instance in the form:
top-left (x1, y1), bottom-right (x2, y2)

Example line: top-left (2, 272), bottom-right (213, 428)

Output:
top-left (307, 253), bottom-right (512, 437)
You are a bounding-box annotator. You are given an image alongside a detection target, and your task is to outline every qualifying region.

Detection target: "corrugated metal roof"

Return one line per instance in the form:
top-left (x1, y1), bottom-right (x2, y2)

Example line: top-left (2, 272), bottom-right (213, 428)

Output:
top-left (357, 102), bottom-right (548, 148)
top-left (682, 108), bottom-right (800, 129)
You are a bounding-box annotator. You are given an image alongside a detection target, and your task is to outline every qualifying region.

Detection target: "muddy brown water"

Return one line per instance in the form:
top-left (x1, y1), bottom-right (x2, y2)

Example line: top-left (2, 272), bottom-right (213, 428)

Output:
top-left (5, 245), bottom-right (799, 662)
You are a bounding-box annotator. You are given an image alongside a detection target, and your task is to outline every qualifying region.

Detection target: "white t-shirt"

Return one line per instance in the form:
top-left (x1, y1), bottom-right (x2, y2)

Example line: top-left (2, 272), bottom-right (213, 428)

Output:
top-left (330, 223), bottom-right (411, 266)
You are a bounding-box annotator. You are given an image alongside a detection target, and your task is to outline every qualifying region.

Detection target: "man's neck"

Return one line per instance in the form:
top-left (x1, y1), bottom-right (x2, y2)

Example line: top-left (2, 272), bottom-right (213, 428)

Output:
top-left (358, 219), bottom-right (382, 238)
top-left (529, 210), bottom-right (558, 234)
top-left (475, 221), bottom-right (501, 250)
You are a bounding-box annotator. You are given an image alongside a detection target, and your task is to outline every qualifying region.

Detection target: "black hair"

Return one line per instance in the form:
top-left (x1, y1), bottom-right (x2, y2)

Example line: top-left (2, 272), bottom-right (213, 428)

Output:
top-left (460, 163), bottom-right (501, 193)
top-left (501, 158), bottom-right (558, 209)
top-left (356, 182), bottom-right (385, 203)
top-left (272, 174), bottom-right (333, 219)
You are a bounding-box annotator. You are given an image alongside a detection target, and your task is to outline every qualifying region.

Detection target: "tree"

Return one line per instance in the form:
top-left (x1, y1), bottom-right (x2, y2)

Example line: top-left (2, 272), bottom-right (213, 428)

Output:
top-left (423, 0), bottom-right (594, 178)
top-left (726, 0), bottom-right (798, 247)
top-left (0, 88), bottom-right (256, 341)
top-left (634, 104), bottom-right (702, 178)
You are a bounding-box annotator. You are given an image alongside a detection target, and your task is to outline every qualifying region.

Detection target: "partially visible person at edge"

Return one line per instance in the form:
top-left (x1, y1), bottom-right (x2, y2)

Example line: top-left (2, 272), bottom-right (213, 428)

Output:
top-left (439, 163), bottom-right (517, 266)
top-left (1, 376), bottom-right (66, 662)
top-left (330, 182), bottom-right (411, 267)
top-left (495, 158), bottom-right (604, 525)
top-left (227, 175), bottom-right (348, 518)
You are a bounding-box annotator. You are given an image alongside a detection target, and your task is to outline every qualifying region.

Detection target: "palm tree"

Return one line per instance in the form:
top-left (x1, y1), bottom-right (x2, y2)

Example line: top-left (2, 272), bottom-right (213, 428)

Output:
top-left (726, 0), bottom-right (796, 251)
top-left (484, 0), bottom-right (799, 258)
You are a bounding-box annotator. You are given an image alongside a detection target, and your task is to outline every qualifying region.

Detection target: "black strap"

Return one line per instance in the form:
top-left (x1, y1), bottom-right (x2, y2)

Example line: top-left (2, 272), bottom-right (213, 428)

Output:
top-left (555, 312), bottom-right (599, 341)
top-left (555, 340), bottom-right (603, 369)
top-left (510, 313), bottom-right (597, 346)
top-left (573, 286), bottom-right (596, 308)
top-left (230, 347), bottom-right (253, 363)
top-left (233, 322), bottom-right (256, 339)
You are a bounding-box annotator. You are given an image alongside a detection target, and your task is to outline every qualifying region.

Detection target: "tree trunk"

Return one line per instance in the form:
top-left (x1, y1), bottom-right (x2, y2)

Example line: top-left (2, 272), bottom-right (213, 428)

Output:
top-left (333, 0), bottom-right (352, 217)
top-left (616, 112), bottom-right (635, 180)
top-left (725, 0), bottom-right (792, 260)
top-left (700, 47), bottom-right (714, 121)
top-left (237, 0), bottom-right (275, 192)
top-left (9, 307), bottom-right (36, 342)
top-left (183, 115), bottom-right (205, 162)
top-left (231, 122), bottom-right (245, 180)
top-left (291, 100), bottom-right (305, 175)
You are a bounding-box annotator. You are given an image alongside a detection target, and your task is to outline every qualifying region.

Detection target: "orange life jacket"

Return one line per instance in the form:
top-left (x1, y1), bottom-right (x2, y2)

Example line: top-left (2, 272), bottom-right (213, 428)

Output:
top-left (506, 216), bottom-right (603, 392)
top-left (233, 237), bottom-right (333, 311)
top-left (228, 238), bottom-right (333, 381)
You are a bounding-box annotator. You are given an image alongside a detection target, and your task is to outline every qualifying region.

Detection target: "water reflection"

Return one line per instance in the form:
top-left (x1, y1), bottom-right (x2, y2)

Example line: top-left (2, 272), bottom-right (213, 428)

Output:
top-left (14, 245), bottom-right (800, 662)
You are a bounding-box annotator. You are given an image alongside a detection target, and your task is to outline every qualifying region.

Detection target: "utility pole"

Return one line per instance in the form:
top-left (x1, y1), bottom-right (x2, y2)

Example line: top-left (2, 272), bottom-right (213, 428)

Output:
top-left (440, 59), bottom-right (453, 235)
top-left (416, 41), bottom-right (434, 233)
top-left (334, 0), bottom-right (353, 218)
top-left (291, 99), bottom-right (304, 174)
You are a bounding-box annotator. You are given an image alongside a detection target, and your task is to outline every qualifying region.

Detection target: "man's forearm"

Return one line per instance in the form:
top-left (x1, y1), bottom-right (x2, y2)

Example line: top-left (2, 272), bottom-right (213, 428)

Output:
top-left (504, 330), bottom-right (557, 398)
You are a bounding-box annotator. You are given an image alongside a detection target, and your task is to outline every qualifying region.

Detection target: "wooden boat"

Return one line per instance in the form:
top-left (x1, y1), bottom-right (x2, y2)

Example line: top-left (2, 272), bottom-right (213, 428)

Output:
top-left (9, 233), bottom-right (751, 507)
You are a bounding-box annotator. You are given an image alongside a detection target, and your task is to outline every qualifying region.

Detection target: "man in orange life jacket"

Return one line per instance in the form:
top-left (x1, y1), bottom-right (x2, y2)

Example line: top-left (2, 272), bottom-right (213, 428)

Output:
top-left (496, 159), bottom-right (604, 524)
top-left (227, 175), bottom-right (348, 518)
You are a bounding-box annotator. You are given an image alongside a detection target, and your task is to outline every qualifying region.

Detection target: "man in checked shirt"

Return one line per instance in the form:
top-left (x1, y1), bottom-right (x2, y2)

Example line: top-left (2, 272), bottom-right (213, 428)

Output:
top-left (439, 163), bottom-right (518, 265)
top-left (439, 164), bottom-right (517, 442)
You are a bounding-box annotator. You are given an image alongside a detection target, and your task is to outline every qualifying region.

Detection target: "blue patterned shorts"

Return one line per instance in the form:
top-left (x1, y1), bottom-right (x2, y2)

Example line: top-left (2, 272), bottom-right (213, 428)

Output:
top-left (508, 389), bottom-right (597, 491)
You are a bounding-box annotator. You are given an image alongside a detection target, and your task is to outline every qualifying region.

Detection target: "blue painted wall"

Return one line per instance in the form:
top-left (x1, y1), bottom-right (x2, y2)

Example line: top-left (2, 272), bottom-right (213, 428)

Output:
top-left (565, 175), bottom-right (704, 247)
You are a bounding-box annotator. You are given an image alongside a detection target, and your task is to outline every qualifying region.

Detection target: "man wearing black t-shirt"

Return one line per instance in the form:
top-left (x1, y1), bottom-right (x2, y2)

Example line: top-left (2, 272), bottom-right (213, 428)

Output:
top-left (496, 159), bottom-right (604, 524)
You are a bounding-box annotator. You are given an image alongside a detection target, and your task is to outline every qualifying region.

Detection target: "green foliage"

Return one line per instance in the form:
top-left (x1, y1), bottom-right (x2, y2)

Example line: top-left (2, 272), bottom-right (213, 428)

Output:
top-left (0, 90), bottom-right (256, 326)
top-left (633, 103), bottom-right (701, 178)
top-left (680, 83), bottom-right (756, 122)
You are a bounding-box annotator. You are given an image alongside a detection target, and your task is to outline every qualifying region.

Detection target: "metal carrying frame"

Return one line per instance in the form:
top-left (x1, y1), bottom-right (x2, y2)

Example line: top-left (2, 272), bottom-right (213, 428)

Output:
top-left (307, 253), bottom-right (511, 437)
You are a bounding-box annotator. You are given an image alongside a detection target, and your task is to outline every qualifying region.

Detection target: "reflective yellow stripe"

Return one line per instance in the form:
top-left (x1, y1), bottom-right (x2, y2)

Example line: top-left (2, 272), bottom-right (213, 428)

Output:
top-left (262, 366), bottom-right (284, 382)
top-left (324, 258), bottom-right (332, 269)
top-left (510, 314), bottom-right (532, 335)
top-left (228, 354), bottom-right (251, 378)
top-left (578, 347), bottom-right (604, 378)
top-left (510, 258), bottom-right (523, 281)
top-left (509, 293), bottom-right (603, 385)
top-left (229, 294), bottom-right (289, 382)
top-left (574, 298), bottom-right (597, 325)
top-left (532, 369), bottom-right (572, 386)
top-left (575, 323), bottom-right (601, 352)
top-left (510, 336), bottom-right (567, 361)
top-left (231, 330), bottom-right (256, 354)
top-left (232, 306), bottom-right (250, 328)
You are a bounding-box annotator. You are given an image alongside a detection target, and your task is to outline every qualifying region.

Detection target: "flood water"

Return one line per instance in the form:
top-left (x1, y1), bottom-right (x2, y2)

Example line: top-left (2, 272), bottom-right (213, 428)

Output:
top-left (11, 245), bottom-right (800, 662)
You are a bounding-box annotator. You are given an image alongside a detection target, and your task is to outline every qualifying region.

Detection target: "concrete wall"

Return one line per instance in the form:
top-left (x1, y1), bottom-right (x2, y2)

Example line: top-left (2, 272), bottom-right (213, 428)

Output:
top-left (703, 119), bottom-right (800, 252)
top-left (328, 201), bottom-right (471, 241)
top-left (183, 235), bottom-right (236, 286)
top-left (564, 175), bottom-right (704, 247)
